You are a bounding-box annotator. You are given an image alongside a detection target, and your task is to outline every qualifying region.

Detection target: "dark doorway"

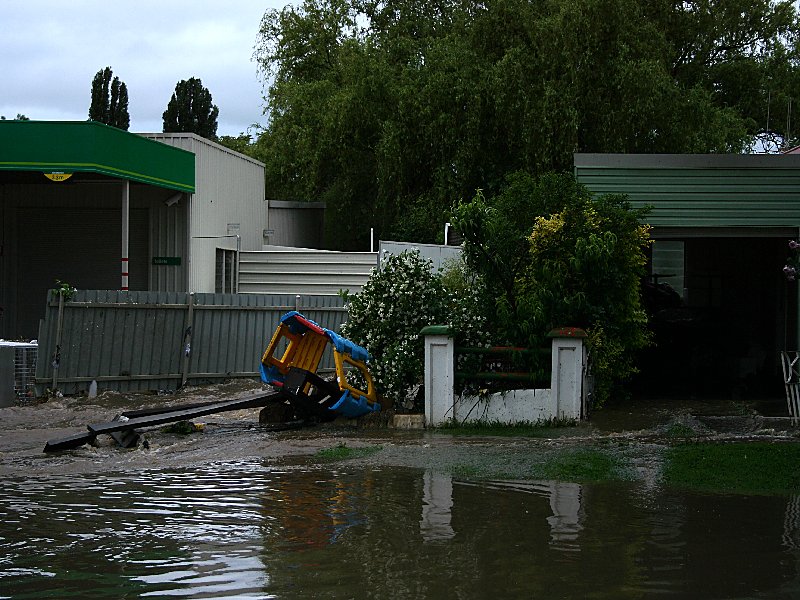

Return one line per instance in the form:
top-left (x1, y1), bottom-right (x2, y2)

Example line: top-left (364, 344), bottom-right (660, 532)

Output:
top-left (636, 237), bottom-right (793, 399)
top-left (15, 207), bottom-right (149, 338)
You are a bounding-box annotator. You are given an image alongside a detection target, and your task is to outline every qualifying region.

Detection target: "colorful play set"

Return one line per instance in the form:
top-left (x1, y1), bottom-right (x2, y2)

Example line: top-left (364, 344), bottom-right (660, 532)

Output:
top-left (259, 311), bottom-right (380, 420)
top-left (45, 311), bottom-right (381, 452)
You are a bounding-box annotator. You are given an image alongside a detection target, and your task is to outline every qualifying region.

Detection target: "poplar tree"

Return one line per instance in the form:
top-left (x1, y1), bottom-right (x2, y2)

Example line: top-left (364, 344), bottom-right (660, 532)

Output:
top-left (88, 67), bottom-right (130, 130)
top-left (162, 77), bottom-right (219, 140)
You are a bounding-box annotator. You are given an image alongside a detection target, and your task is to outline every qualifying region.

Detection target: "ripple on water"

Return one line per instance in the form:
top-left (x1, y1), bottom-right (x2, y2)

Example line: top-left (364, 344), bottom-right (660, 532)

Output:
top-left (1, 462), bottom-right (799, 599)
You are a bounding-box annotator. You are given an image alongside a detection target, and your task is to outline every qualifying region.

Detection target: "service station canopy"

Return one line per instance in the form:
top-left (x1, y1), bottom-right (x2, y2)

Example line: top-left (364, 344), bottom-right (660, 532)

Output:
top-left (0, 120), bottom-right (195, 192)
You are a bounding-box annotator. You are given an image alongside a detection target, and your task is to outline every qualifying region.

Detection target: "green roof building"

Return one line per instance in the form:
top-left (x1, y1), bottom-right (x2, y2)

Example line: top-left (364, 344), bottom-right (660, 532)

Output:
top-left (575, 153), bottom-right (800, 399)
top-left (0, 121), bottom-right (265, 339)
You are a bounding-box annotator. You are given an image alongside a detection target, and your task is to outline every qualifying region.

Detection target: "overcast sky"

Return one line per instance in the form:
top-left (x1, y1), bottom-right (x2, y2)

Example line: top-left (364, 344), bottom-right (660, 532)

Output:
top-left (1, 1), bottom-right (293, 138)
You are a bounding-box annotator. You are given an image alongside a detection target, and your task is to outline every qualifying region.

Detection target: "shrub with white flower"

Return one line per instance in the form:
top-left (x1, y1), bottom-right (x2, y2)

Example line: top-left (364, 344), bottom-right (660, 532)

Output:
top-left (341, 249), bottom-right (490, 407)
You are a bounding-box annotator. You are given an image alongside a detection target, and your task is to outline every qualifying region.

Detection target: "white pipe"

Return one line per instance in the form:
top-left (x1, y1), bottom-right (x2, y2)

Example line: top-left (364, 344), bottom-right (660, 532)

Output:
top-left (121, 180), bottom-right (130, 291)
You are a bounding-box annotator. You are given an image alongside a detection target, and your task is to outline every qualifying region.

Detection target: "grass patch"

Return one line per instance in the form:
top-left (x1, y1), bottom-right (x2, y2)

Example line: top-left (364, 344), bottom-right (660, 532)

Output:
top-left (450, 448), bottom-right (631, 483)
top-left (664, 422), bottom-right (696, 438)
top-left (531, 448), bottom-right (631, 483)
top-left (663, 441), bottom-right (800, 495)
top-left (436, 417), bottom-right (577, 437)
top-left (314, 442), bottom-right (381, 461)
top-left (452, 465), bottom-right (483, 479)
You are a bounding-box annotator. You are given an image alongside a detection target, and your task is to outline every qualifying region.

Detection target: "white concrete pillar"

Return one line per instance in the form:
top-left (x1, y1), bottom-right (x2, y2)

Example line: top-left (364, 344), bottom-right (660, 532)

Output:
top-left (422, 326), bottom-right (454, 427)
top-left (549, 328), bottom-right (587, 420)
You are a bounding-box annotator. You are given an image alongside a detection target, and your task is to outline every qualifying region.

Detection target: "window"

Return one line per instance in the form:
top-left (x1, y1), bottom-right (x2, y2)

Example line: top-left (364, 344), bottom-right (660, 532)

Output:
top-left (215, 248), bottom-right (238, 293)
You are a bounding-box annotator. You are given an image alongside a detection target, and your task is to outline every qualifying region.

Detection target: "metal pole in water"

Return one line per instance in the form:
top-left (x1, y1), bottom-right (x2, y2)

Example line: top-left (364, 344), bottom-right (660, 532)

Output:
top-left (51, 292), bottom-right (64, 392)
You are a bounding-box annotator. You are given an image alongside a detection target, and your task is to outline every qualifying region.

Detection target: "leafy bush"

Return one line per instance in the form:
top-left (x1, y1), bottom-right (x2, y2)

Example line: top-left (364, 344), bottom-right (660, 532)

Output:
top-left (523, 191), bottom-right (652, 404)
top-left (341, 250), bottom-right (489, 406)
top-left (453, 172), bottom-right (652, 406)
top-left (451, 172), bottom-right (576, 348)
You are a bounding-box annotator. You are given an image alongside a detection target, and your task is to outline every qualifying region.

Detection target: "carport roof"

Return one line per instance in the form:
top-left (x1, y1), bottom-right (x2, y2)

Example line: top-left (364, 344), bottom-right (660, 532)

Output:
top-left (0, 120), bottom-right (195, 192)
top-left (574, 152), bottom-right (800, 230)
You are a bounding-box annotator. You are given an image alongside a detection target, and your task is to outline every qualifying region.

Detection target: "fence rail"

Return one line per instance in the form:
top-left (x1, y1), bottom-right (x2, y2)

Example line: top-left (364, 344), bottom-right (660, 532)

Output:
top-left (454, 345), bottom-right (552, 385)
top-left (35, 290), bottom-right (346, 396)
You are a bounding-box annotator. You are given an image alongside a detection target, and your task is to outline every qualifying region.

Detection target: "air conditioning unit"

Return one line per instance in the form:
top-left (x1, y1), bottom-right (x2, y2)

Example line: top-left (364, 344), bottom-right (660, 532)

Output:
top-left (0, 342), bottom-right (37, 407)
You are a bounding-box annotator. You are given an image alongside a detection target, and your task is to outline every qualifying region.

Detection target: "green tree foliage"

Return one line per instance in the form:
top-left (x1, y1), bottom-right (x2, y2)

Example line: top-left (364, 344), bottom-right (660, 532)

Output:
top-left (218, 133), bottom-right (258, 158)
top-left (89, 67), bottom-right (130, 130)
top-left (254, 0), bottom-right (798, 248)
top-left (162, 77), bottom-right (219, 140)
top-left (0, 114), bottom-right (29, 120)
top-left (454, 172), bottom-right (651, 405)
top-left (524, 190), bottom-right (652, 406)
top-left (451, 172), bottom-right (578, 344)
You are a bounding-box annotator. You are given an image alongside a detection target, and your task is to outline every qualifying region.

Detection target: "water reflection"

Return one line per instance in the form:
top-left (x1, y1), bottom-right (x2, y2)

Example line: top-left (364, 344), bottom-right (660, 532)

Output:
top-left (420, 471), bottom-right (454, 542)
top-left (424, 476), bottom-right (584, 551)
top-left (543, 481), bottom-right (583, 551)
top-left (785, 495), bottom-right (800, 550)
top-left (1, 464), bottom-right (800, 598)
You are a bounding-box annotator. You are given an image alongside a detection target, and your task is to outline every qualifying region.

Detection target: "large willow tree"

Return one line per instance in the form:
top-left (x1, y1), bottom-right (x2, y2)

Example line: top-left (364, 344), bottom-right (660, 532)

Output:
top-left (254, 0), bottom-right (799, 249)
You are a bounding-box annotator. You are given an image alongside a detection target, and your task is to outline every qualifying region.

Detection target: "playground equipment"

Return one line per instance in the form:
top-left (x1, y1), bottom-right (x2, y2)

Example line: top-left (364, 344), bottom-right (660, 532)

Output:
top-left (44, 311), bottom-right (381, 452)
top-left (260, 311), bottom-right (380, 420)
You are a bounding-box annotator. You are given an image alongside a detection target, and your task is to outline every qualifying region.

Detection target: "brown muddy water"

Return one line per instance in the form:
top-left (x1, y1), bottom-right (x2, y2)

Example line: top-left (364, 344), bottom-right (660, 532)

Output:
top-left (1, 382), bottom-right (800, 598)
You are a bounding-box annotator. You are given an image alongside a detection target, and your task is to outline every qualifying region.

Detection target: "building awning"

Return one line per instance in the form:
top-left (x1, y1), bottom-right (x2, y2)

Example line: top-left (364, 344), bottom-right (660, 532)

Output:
top-left (0, 120), bottom-right (195, 192)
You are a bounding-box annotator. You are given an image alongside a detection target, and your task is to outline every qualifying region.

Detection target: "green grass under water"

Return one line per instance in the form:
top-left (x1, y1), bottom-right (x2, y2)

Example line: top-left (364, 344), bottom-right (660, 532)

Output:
top-left (532, 448), bottom-right (631, 482)
top-left (453, 447), bottom-right (632, 483)
top-left (663, 441), bottom-right (800, 495)
top-left (437, 417), bottom-right (577, 438)
top-left (314, 442), bottom-right (382, 461)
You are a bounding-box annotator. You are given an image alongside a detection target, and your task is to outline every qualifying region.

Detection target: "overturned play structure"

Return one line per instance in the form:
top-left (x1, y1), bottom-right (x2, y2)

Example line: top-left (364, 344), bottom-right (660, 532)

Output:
top-left (44, 311), bottom-right (382, 452)
top-left (260, 311), bottom-right (380, 420)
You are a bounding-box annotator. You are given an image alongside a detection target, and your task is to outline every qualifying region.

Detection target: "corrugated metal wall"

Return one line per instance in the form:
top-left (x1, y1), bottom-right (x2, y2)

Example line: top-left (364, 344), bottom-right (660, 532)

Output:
top-left (238, 248), bottom-right (378, 295)
top-left (574, 153), bottom-right (800, 229)
top-left (266, 200), bottom-right (325, 248)
top-left (143, 134), bottom-right (266, 293)
top-left (35, 289), bottom-right (346, 396)
top-left (149, 195), bottom-right (188, 292)
top-left (379, 241), bottom-right (463, 272)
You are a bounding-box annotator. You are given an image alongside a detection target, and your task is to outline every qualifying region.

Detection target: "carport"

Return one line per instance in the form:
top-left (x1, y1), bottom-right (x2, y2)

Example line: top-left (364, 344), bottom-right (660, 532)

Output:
top-left (0, 120), bottom-right (195, 339)
top-left (575, 153), bottom-right (800, 398)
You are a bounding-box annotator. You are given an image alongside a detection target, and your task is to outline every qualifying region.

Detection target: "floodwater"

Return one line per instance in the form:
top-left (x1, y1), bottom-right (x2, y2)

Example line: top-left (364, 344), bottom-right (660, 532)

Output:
top-left (2, 461), bottom-right (800, 599)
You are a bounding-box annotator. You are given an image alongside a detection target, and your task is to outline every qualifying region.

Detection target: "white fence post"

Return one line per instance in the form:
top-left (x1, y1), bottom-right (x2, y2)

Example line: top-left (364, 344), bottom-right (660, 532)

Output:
top-left (548, 328), bottom-right (588, 420)
top-left (422, 326), bottom-right (454, 427)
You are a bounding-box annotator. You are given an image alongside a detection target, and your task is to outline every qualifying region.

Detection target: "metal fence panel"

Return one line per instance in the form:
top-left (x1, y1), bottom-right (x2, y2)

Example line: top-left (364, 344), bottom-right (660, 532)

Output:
top-left (238, 249), bottom-right (377, 295)
top-left (35, 290), bottom-right (346, 396)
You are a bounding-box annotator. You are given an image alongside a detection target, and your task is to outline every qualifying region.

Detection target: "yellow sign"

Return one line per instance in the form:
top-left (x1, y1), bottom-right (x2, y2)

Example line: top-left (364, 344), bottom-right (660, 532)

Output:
top-left (44, 172), bottom-right (73, 182)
